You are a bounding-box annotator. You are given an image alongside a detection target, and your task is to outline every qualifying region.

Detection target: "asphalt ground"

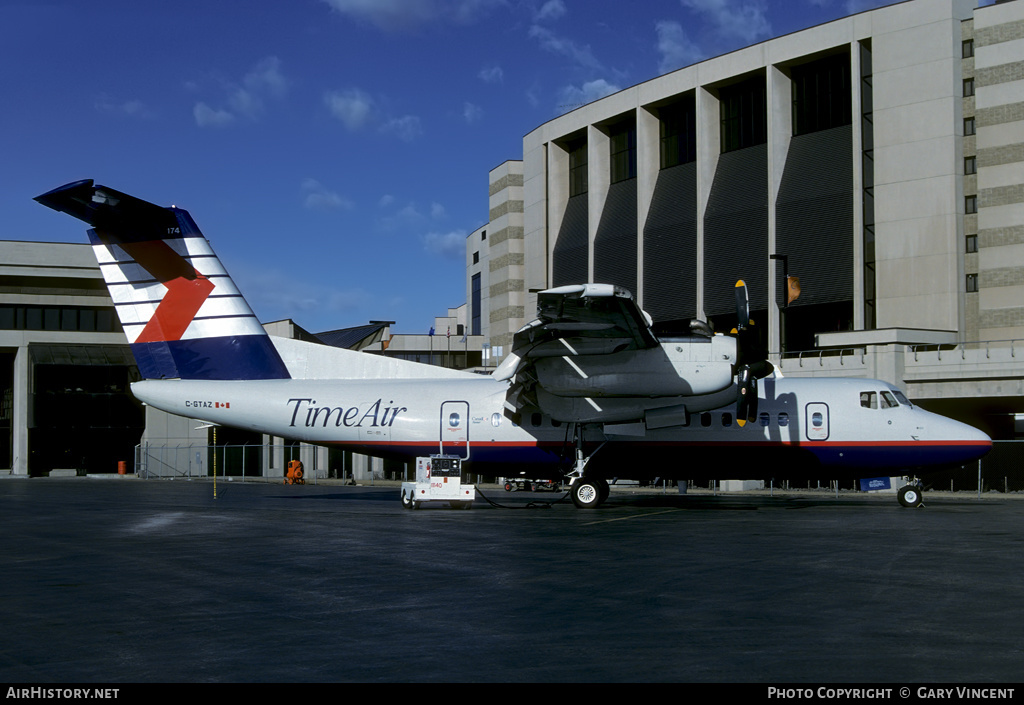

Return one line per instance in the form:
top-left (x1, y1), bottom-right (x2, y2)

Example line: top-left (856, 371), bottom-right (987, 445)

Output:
top-left (1, 477), bottom-right (1022, 684)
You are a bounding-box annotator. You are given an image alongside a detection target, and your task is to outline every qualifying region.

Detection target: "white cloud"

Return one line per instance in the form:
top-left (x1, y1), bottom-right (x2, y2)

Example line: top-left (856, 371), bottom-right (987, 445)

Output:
top-left (843, 0), bottom-right (899, 12)
top-left (324, 88), bottom-right (375, 130)
top-left (320, 0), bottom-right (503, 31)
top-left (301, 179), bottom-right (354, 211)
top-left (423, 230), bottom-right (467, 259)
top-left (528, 24), bottom-right (602, 71)
top-left (534, 0), bottom-right (566, 22)
top-left (244, 56), bottom-right (288, 99)
top-left (655, 20), bottom-right (703, 73)
top-left (679, 0), bottom-right (771, 44)
top-left (377, 201), bottom-right (425, 232)
top-left (193, 56), bottom-right (288, 127)
top-left (377, 198), bottom-right (445, 232)
top-left (193, 102), bottom-right (234, 127)
top-left (320, 0), bottom-right (438, 30)
top-left (95, 95), bottom-right (152, 118)
top-left (478, 65), bottom-right (504, 84)
top-left (379, 114), bottom-right (423, 142)
top-left (231, 263), bottom-right (369, 322)
top-left (557, 79), bottom-right (620, 113)
top-left (324, 89), bottom-right (421, 141)
top-left (463, 101), bottom-right (483, 124)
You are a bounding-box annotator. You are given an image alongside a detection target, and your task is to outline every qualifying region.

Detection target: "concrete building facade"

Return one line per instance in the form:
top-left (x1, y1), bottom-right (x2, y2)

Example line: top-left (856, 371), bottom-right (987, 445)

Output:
top-left (466, 0), bottom-right (1024, 437)
top-left (0, 241), bottom-right (480, 478)
top-left (466, 160), bottom-right (526, 367)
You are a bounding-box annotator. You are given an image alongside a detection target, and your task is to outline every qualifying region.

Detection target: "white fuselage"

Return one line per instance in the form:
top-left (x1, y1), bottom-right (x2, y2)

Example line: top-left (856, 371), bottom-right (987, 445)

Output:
top-left (133, 373), bottom-right (990, 481)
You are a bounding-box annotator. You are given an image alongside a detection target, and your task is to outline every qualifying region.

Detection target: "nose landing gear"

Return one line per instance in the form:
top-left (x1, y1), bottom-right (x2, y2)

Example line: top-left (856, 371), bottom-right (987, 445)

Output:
top-left (897, 481), bottom-right (925, 508)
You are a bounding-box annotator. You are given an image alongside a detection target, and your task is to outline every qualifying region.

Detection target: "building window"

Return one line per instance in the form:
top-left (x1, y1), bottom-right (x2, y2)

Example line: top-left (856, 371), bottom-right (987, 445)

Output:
top-left (0, 304), bottom-right (120, 333)
top-left (967, 273), bottom-right (978, 292)
top-left (965, 117), bottom-right (975, 136)
top-left (966, 195), bottom-right (978, 214)
top-left (481, 229), bottom-right (486, 241)
top-left (963, 78), bottom-right (974, 97)
top-left (965, 156), bottom-right (976, 175)
top-left (660, 96), bottom-right (696, 168)
top-left (967, 234), bottom-right (978, 253)
top-left (473, 251), bottom-right (479, 264)
top-left (609, 123), bottom-right (637, 183)
top-left (720, 75), bottom-right (767, 152)
top-left (568, 138), bottom-right (588, 197)
top-left (963, 39), bottom-right (974, 58)
top-left (791, 53), bottom-right (852, 136)
top-left (471, 273), bottom-right (481, 336)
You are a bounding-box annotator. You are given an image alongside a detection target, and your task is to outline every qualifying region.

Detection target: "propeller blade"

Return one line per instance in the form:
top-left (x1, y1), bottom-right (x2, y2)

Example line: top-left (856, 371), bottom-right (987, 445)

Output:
top-left (734, 280), bottom-right (749, 332)
top-left (735, 367), bottom-right (760, 425)
top-left (730, 279), bottom-right (770, 424)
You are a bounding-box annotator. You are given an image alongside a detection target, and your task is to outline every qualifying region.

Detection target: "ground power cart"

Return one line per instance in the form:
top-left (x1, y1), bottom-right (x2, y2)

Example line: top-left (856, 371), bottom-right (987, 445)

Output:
top-left (401, 456), bottom-right (475, 510)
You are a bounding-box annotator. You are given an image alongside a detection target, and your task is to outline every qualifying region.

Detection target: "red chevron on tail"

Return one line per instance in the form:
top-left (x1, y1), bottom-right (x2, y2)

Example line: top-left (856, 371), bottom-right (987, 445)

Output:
top-left (119, 239), bottom-right (215, 343)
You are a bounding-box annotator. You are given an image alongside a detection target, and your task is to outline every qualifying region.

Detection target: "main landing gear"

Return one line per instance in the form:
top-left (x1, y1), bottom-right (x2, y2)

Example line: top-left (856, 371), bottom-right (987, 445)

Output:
top-left (569, 476), bottom-right (610, 509)
top-left (565, 424), bottom-right (609, 509)
top-left (898, 481), bottom-right (925, 508)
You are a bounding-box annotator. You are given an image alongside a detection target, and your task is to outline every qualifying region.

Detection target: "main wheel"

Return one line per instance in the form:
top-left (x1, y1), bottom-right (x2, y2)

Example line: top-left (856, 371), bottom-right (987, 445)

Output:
top-left (571, 479), bottom-right (603, 509)
top-left (898, 484), bottom-right (923, 508)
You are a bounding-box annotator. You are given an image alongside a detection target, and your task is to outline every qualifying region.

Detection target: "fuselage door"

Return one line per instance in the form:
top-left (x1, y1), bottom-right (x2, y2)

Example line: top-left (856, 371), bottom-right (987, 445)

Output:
top-left (440, 400), bottom-right (470, 459)
top-left (805, 402), bottom-right (830, 441)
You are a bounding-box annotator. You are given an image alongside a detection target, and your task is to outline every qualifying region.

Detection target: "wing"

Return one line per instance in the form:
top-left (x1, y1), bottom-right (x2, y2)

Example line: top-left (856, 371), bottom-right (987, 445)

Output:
top-left (495, 285), bottom-right (738, 426)
top-left (494, 284), bottom-right (658, 385)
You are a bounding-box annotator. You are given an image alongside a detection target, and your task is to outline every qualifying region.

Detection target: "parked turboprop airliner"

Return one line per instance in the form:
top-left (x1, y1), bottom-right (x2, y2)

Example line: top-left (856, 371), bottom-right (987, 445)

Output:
top-left (34, 180), bottom-right (991, 508)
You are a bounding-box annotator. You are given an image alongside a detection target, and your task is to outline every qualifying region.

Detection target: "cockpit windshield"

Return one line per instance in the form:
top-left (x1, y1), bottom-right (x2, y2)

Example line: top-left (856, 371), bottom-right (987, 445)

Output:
top-left (891, 389), bottom-right (912, 407)
top-left (860, 389), bottom-right (913, 409)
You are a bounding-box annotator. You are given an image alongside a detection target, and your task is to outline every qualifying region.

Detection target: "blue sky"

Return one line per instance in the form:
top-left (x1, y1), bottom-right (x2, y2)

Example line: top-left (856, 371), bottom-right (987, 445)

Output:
top-left (4, 0), bottom-right (912, 335)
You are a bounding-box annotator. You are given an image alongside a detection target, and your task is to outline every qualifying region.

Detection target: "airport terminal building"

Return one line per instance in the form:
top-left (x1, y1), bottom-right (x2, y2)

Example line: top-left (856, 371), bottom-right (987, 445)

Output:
top-left (468, 0), bottom-right (1024, 438)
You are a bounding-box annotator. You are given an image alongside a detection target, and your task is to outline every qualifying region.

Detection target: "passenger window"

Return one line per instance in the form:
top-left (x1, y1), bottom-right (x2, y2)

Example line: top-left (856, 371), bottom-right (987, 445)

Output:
top-left (881, 391), bottom-right (898, 408)
top-left (701, 413), bottom-right (712, 428)
top-left (759, 412), bottom-right (770, 427)
top-left (531, 413), bottom-right (542, 427)
top-left (860, 392), bottom-right (877, 409)
top-left (721, 413), bottom-right (732, 427)
top-left (778, 412), bottom-right (789, 427)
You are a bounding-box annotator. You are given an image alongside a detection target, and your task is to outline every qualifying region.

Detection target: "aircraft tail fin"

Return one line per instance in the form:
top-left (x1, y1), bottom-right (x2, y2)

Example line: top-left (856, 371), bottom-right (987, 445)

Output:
top-left (35, 180), bottom-right (290, 381)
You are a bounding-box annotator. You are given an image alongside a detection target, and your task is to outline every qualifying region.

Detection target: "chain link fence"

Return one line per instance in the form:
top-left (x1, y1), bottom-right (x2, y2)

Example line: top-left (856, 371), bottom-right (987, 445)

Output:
top-left (134, 443), bottom-right (340, 483)
top-left (686, 440), bottom-right (1024, 496)
top-left (136, 440), bottom-right (1024, 495)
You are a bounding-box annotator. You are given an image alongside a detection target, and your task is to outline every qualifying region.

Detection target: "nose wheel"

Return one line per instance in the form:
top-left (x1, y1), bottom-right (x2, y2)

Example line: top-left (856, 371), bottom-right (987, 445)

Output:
top-left (898, 483), bottom-right (924, 508)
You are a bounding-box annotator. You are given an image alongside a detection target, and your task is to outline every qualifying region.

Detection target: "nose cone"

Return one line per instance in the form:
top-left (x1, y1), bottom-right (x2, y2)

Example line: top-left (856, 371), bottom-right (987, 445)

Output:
top-left (948, 418), bottom-right (992, 465)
